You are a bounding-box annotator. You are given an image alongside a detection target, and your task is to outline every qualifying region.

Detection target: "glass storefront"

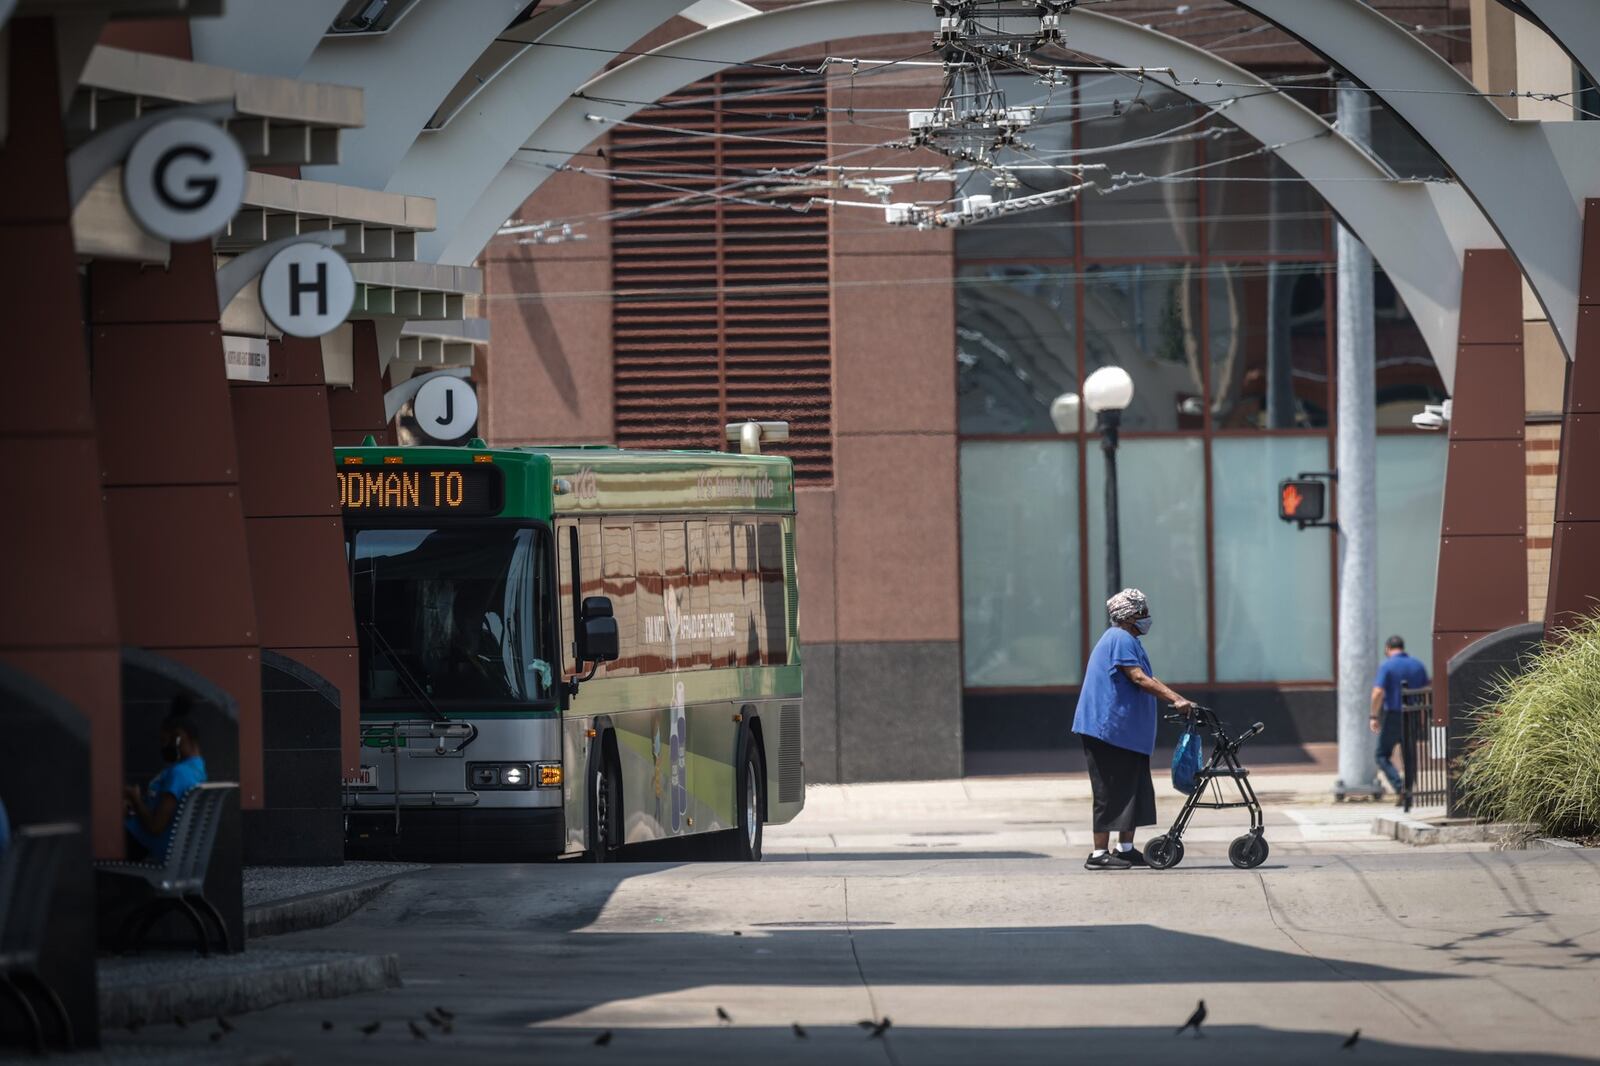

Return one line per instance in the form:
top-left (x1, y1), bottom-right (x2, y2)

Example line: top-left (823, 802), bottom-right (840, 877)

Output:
top-left (956, 72), bottom-right (1448, 694)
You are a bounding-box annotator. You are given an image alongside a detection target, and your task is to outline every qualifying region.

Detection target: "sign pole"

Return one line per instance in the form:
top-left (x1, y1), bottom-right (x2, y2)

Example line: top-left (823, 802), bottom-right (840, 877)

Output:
top-left (1334, 79), bottom-right (1380, 800)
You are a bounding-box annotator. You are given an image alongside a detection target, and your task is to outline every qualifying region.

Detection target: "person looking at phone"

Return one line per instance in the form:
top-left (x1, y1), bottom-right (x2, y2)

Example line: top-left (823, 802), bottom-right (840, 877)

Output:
top-left (124, 697), bottom-right (208, 862)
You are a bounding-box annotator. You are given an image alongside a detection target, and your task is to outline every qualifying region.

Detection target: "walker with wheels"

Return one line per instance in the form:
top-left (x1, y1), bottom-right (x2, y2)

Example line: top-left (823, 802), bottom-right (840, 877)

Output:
top-left (1145, 705), bottom-right (1268, 870)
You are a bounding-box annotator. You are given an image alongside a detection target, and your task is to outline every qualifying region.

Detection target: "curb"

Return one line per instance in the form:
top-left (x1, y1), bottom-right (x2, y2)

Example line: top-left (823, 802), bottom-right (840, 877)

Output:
top-left (246, 875), bottom-right (399, 940)
top-left (1372, 813), bottom-right (1536, 846)
top-left (99, 951), bottom-right (402, 1029)
top-left (1528, 836), bottom-right (1585, 851)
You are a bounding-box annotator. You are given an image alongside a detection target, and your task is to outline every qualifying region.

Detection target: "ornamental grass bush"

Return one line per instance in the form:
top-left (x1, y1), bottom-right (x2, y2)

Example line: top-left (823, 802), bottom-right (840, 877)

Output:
top-left (1457, 611), bottom-right (1600, 838)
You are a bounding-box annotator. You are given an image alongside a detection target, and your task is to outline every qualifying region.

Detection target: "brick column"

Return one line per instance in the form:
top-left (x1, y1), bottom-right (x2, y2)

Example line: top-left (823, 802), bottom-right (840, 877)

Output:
top-left (1546, 201), bottom-right (1600, 635)
top-left (329, 320), bottom-right (397, 446)
top-left (1432, 249), bottom-right (1528, 712)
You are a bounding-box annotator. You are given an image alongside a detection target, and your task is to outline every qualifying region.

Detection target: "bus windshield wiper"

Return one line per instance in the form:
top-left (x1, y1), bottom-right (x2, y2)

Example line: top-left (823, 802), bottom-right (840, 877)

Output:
top-left (361, 621), bottom-right (448, 724)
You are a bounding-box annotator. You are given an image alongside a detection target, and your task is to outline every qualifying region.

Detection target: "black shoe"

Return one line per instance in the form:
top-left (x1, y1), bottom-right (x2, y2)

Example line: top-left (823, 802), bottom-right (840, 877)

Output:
top-left (1084, 851), bottom-right (1132, 871)
top-left (1118, 847), bottom-right (1148, 867)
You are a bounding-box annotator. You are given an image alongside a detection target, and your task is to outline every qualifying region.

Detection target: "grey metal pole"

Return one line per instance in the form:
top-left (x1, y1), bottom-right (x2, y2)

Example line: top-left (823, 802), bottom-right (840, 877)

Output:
top-left (1103, 409), bottom-right (1122, 599)
top-left (1335, 79), bottom-right (1379, 799)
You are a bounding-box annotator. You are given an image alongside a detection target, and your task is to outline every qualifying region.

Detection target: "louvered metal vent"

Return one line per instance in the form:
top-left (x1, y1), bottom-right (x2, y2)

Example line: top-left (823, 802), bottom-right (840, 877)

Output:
top-left (609, 70), bottom-right (833, 483)
top-left (778, 702), bottom-right (803, 803)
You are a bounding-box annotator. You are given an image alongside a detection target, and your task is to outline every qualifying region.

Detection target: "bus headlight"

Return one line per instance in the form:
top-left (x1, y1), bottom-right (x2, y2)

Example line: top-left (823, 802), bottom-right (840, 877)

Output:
top-left (467, 762), bottom-right (534, 790)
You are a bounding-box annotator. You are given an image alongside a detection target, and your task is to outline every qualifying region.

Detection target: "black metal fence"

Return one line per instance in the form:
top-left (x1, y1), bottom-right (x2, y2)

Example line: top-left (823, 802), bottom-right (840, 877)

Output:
top-left (1401, 686), bottom-right (1448, 811)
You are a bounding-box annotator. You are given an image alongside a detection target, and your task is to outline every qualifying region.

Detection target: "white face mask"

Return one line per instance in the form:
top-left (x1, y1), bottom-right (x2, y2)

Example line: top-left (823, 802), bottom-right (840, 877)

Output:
top-left (1134, 616), bottom-right (1153, 635)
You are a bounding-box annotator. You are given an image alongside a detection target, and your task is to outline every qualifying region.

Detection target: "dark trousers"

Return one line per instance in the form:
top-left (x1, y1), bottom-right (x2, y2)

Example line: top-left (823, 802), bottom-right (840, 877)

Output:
top-left (1374, 712), bottom-right (1405, 792)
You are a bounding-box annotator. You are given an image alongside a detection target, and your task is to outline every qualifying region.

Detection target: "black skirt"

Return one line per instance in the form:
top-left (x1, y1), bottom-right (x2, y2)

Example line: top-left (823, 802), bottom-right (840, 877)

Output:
top-left (1081, 734), bottom-right (1158, 833)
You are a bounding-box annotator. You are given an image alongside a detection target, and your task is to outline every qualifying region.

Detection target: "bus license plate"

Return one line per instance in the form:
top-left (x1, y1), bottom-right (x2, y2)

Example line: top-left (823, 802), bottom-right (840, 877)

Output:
top-left (348, 765), bottom-right (379, 789)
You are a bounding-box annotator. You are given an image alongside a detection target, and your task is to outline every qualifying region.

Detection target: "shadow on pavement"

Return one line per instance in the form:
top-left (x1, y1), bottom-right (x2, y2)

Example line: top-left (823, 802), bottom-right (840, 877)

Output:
top-left (764, 851), bottom-right (1054, 862)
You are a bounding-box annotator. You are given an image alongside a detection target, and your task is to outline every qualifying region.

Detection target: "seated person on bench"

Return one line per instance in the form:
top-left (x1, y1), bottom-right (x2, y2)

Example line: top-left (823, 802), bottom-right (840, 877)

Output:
top-left (123, 699), bottom-right (208, 862)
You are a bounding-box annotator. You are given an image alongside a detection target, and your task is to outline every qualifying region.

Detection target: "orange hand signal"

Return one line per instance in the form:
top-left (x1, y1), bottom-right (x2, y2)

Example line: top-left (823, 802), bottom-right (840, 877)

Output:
top-left (1281, 483), bottom-right (1303, 517)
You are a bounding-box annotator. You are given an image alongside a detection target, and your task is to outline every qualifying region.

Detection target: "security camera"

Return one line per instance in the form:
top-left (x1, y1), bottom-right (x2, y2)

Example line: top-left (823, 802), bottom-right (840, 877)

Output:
top-left (1411, 401), bottom-right (1450, 431)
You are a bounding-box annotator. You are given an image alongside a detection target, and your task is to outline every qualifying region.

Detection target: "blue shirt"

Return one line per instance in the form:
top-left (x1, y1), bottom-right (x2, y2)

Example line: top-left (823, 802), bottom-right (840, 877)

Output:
top-left (126, 756), bottom-right (206, 862)
top-left (1073, 627), bottom-right (1159, 755)
top-left (1374, 652), bottom-right (1429, 712)
top-left (0, 797), bottom-right (10, 861)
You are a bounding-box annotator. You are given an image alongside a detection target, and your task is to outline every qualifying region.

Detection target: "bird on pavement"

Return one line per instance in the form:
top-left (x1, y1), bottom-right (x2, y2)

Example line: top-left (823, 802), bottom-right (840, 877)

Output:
top-left (1176, 1000), bottom-right (1207, 1037)
top-left (594, 1030), bottom-right (613, 1046)
top-left (408, 1020), bottom-right (429, 1040)
top-left (425, 1010), bottom-right (445, 1029)
top-left (321, 1020), bottom-right (334, 1032)
top-left (360, 1020), bottom-right (381, 1037)
top-left (209, 1032), bottom-right (222, 1044)
top-left (172, 1013), bottom-right (187, 1030)
top-left (869, 1018), bottom-right (892, 1039)
top-left (435, 1006), bottom-right (455, 1021)
top-left (216, 1017), bottom-right (234, 1034)
top-left (716, 1006), bottom-right (732, 1025)
top-left (792, 1023), bottom-right (808, 1039)
top-left (1342, 1029), bottom-right (1361, 1049)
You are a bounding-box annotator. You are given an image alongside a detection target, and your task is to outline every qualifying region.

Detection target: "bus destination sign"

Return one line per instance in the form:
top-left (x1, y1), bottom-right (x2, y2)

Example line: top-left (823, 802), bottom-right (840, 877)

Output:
top-left (338, 464), bottom-right (503, 517)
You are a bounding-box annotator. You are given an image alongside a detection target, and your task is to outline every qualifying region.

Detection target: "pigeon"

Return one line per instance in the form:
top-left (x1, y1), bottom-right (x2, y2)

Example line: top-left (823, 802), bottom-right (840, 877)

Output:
top-left (435, 1006), bottom-right (455, 1021)
top-left (1342, 1029), bottom-right (1361, 1049)
top-left (408, 1020), bottom-right (429, 1040)
top-left (216, 1017), bottom-right (234, 1034)
top-left (1176, 1000), bottom-right (1207, 1038)
top-left (733, 931), bottom-right (743, 937)
top-left (173, 1014), bottom-right (187, 1030)
top-left (716, 1006), bottom-right (732, 1024)
top-left (792, 1023), bottom-right (808, 1039)
top-left (869, 1018), bottom-right (892, 1039)
top-left (425, 1011), bottom-right (446, 1029)
top-left (209, 1031), bottom-right (222, 1043)
top-left (321, 1020), bottom-right (334, 1032)
top-left (125, 1020), bottom-right (144, 1035)
top-left (360, 1020), bottom-right (381, 1036)
top-left (594, 1030), bottom-right (613, 1046)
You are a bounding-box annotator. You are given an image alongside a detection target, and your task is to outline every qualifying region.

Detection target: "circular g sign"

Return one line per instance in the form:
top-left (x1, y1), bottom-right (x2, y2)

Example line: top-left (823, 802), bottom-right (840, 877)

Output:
top-left (413, 375), bottom-right (479, 442)
top-left (122, 117), bottom-right (247, 242)
top-left (259, 242), bottom-right (356, 338)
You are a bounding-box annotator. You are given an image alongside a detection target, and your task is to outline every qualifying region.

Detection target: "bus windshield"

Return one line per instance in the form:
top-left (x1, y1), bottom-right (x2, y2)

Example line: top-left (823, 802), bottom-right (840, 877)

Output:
top-left (351, 526), bottom-right (554, 706)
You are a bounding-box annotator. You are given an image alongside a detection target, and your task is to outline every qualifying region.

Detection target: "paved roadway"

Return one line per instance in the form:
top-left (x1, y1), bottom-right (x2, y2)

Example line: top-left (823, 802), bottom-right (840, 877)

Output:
top-left (110, 775), bottom-right (1600, 1064)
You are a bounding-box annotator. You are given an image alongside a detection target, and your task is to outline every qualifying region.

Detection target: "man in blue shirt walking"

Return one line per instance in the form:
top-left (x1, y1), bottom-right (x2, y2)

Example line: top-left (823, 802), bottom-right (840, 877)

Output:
top-left (1073, 588), bottom-right (1194, 870)
top-left (1371, 634), bottom-right (1429, 801)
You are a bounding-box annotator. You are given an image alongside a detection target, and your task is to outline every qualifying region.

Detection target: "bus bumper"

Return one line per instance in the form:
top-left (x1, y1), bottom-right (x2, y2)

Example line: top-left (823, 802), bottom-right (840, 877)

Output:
top-left (346, 807), bottom-right (565, 862)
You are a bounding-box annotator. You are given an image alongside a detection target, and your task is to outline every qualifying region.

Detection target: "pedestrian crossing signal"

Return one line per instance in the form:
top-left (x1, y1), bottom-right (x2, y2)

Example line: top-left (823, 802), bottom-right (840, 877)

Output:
top-left (1279, 478), bottom-right (1326, 524)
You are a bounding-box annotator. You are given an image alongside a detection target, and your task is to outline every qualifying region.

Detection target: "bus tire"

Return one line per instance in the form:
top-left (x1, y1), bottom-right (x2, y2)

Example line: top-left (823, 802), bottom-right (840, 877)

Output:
top-left (587, 746), bottom-right (622, 863)
top-left (723, 745), bottom-right (764, 861)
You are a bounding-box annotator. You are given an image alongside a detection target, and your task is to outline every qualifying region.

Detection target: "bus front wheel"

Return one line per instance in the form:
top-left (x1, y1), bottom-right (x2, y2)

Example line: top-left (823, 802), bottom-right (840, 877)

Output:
top-left (587, 749), bottom-right (622, 862)
top-left (722, 746), bottom-right (765, 861)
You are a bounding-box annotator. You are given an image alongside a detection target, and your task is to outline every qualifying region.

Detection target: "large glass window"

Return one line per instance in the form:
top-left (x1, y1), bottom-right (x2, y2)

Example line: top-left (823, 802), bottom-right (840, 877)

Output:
top-left (957, 265), bottom-right (1077, 434)
top-left (1209, 263), bottom-right (1330, 429)
top-left (1085, 438), bottom-right (1209, 682)
top-left (1083, 263), bottom-right (1203, 431)
top-left (1375, 267), bottom-right (1448, 427)
top-left (1077, 78), bottom-right (1201, 258)
top-left (1376, 435), bottom-right (1447, 657)
top-left (960, 441), bottom-right (1081, 686)
top-left (1205, 127), bottom-right (1327, 257)
top-left (1211, 437), bottom-right (1334, 681)
top-left (352, 527), bottom-right (552, 704)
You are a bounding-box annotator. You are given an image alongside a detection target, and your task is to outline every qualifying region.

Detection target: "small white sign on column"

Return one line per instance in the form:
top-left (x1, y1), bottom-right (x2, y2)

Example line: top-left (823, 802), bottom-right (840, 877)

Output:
top-left (222, 335), bottom-right (270, 383)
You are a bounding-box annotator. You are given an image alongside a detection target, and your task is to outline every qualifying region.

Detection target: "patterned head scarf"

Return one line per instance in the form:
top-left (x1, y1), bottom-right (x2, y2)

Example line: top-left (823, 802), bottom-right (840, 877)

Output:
top-left (1106, 587), bottom-right (1148, 624)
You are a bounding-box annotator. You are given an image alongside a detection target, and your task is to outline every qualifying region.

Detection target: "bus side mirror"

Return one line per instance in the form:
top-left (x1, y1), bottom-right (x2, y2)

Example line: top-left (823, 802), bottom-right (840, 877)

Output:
top-left (579, 596), bottom-right (619, 663)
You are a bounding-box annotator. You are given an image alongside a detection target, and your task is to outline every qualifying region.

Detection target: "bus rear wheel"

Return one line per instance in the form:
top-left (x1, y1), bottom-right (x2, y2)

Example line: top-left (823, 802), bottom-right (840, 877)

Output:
top-left (587, 750), bottom-right (622, 863)
top-left (721, 747), bottom-right (764, 861)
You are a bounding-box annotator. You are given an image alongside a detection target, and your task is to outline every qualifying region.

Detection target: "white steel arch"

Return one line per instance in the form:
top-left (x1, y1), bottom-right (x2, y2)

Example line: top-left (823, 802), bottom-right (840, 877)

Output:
top-left (1500, 0), bottom-right (1600, 86)
top-left (441, 0), bottom-right (1492, 387)
top-left (188, 0), bottom-right (344, 78)
top-left (1231, 0), bottom-right (1600, 361)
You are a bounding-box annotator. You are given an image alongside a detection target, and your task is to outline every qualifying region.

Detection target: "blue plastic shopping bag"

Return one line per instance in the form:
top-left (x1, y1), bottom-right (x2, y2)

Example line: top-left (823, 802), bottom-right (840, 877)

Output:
top-left (1171, 725), bottom-right (1203, 795)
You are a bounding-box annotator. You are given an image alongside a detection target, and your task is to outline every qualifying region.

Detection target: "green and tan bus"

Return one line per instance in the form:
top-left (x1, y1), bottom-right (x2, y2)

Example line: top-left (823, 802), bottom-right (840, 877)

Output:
top-left (338, 431), bottom-right (804, 861)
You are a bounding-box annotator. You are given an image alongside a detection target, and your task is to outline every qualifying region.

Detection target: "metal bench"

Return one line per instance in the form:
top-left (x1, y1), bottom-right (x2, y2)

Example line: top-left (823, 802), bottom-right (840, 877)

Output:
top-left (96, 782), bottom-right (237, 956)
top-left (0, 822), bottom-right (81, 1052)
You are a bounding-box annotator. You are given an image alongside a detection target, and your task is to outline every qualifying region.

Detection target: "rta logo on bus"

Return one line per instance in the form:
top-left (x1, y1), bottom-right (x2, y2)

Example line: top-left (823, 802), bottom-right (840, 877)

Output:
top-left (121, 117), bottom-right (247, 242)
top-left (413, 375), bottom-right (479, 443)
top-left (259, 242), bottom-right (356, 338)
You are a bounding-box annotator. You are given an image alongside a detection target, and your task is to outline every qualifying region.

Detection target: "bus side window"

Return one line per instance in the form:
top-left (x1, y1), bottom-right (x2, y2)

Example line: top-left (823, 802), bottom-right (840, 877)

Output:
top-left (757, 520), bottom-right (788, 666)
top-left (732, 519), bottom-right (760, 667)
top-left (601, 521), bottom-right (637, 676)
top-left (634, 520), bottom-right (662, 674)
top-left (556, 520), bottom-right (577, 679)
top-left (707, 519), bottom-right (735, 667)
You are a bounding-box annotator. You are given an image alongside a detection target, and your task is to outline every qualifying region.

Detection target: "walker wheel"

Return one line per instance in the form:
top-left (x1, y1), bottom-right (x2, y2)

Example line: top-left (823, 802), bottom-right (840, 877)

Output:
top-left (1228, 833), bottom-right (1268, 869)
top-left (1146, 834), bottom-right (1183, 870)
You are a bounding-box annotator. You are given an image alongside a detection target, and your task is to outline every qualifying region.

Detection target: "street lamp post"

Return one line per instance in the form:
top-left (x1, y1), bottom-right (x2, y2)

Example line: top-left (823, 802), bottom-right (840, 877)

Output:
top-left (1081, 367), bottom-right (1136, 601)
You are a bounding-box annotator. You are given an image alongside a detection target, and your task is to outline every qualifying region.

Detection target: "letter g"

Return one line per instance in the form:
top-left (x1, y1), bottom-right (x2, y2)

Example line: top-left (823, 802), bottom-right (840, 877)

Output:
top-left (154, 144), bottom-right (219, 211)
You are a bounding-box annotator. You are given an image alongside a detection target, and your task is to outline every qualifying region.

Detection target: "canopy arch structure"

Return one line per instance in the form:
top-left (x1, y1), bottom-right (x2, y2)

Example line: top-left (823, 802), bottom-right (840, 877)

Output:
top-left (1229, 0), bottom-right (1600, 361)
top-left (1495, 0), bottom-right (1600, 87)
top-left (442, 0), bottom-right (1497, 388)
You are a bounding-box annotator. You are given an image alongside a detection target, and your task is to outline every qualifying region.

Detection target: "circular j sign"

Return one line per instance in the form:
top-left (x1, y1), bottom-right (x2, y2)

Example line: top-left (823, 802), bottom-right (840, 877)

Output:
top-left (413, 375), bottom-right (479, 442)
top-left (122, 116), bottom-right (246, 242)
top-left (259, 242), bottom-right (356, 338)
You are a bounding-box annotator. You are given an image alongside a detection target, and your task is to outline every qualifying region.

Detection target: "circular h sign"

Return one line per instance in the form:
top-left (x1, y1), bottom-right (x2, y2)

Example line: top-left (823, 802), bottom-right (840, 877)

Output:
top-left (122, 117), bottom-right (246, 242)
top-left (259, 242), bottom-right (356, 338)
top-left (413, 375), bottom-right (479, 443)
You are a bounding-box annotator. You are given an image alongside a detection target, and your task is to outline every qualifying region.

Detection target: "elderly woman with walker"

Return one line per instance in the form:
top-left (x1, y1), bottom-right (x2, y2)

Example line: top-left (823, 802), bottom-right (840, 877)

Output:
top-left (1073, 588), bottom-right (1194, 870)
